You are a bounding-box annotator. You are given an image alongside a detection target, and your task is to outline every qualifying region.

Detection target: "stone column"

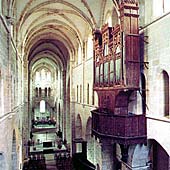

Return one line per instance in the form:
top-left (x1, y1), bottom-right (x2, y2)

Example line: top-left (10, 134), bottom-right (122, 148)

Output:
top-left (62, 70), bottom-right (66, 140)
top-left (101, 139), bottom-right (116, 170)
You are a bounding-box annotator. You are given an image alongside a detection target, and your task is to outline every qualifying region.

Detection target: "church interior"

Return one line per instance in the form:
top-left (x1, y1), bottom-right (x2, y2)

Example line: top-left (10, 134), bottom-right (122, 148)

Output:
top-left (0, 0), bottom-right (170, 170)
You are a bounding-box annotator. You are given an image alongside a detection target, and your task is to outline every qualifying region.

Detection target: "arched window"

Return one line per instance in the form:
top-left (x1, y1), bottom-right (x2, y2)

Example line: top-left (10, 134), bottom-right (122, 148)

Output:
top-left (48, 87), bottom-right (51, 97)
top-left (105, 11), bottom-right (112, 27)
top-left (107, 16), bottom-right (112, 27)
top-left (41, 69), bottom-right (46, 89)
top-left (47, 72), bottom-right (51, 82)
top-left (35, 71), bottom-right (40, 86)
top-left (45, 87), bottom-right (47, 97)
top-left (40, 100), bottom-right (45, 113)
top-left (39, 87), bottom-right (42, 97)
top-left (35, 69), bottom-right (51, 89)
top-left (163, 71), bottom-right (169, 117)
top-left (35, 87), bottom-right (38, 97)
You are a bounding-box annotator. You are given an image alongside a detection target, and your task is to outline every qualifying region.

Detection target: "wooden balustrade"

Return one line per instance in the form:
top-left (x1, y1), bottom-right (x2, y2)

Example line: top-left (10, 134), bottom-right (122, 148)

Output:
top-left (91, 109), bottom-right (146, 145)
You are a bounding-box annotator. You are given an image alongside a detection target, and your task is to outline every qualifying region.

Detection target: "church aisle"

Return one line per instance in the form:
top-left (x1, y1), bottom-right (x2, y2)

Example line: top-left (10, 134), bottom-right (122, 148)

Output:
top-left (45, 154), bottom-right (57, 170)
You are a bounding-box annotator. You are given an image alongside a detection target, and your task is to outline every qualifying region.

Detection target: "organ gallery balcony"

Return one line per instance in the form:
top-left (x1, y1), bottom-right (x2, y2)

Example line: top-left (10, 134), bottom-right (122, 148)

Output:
top-left (91, 109), bottom-right (147, 145)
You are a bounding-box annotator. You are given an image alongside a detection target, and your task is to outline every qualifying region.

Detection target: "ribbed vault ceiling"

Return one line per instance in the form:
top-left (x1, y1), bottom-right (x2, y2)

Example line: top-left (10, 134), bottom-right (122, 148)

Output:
top-left (14, 0), bottom-right (118, 71)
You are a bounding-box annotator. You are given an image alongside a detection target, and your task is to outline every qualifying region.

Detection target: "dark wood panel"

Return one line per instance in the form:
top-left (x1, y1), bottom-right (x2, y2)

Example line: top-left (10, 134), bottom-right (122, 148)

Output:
top-left (91, 109), bottom-right (146, 145)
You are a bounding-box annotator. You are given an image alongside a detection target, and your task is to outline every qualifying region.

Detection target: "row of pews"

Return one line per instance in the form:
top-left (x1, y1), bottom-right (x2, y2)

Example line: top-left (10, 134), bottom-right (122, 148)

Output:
top-left (23, 154), bottom-right (46, 170)
top-left (23, 152), bottom-right (72, 170)
top-left (55, 152), bottom-right (72, 170)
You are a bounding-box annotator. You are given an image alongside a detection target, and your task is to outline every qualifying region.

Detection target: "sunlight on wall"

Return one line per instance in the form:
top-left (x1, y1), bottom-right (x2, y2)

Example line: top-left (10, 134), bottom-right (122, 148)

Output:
top-left (77, 45), bottom-right (82, 65)
top-left (153, 0), bottom-right (163, 17)
top-left (164, 0), bottom-right (170, 13)
top-left (87, 35), bottom-right (93, 59)
top-left (1, 79), bottom-right (4, 115)
top-left (153, 0), bottom-right (170, 17)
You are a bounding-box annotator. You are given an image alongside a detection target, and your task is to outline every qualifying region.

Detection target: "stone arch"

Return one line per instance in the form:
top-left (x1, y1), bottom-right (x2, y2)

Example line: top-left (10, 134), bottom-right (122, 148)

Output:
top-left (130, 144), bottom-right (150, 169)
top-left (147, 139), bottom-right (169, 170)
top-left (85, 117), bottom-right (94, 162)
top-left (11, 130), bottom-right (17, 170)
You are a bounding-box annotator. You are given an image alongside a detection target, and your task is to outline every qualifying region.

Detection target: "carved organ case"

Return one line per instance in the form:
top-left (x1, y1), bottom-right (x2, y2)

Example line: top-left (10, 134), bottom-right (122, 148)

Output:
top-left (92, 0), bottom-right (146, 146)
top-left (93, 1), bottom-right (140, 112)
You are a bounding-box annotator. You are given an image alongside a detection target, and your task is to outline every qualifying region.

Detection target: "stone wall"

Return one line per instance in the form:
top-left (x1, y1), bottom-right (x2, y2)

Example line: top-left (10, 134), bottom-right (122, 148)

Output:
top-left (0, 15), bottom-right (23, 170)
top-left (71, 55), bottom-right (101, 167)
top-left (142, 12), bottom-right (170, 156)
top-left (139, 0), bottom-right (170, 167)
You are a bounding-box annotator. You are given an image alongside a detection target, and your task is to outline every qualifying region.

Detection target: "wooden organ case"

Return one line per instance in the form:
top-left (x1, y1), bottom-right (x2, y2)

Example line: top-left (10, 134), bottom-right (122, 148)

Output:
top-left (92, 0), bottom-right (146, 146)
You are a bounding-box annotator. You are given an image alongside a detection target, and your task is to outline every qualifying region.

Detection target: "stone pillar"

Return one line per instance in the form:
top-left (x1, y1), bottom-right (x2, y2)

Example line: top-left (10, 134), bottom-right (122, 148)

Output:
top-left (101, 139), bottom-right (115, 170)
top-left (70, 98), bottom-right (76, 155)
top-left (62, 70), bottom-right (66, 140)
top-left (120, 144), bottom-right (129, 163)
top-left (82, 141), bottom-right (87, 159)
